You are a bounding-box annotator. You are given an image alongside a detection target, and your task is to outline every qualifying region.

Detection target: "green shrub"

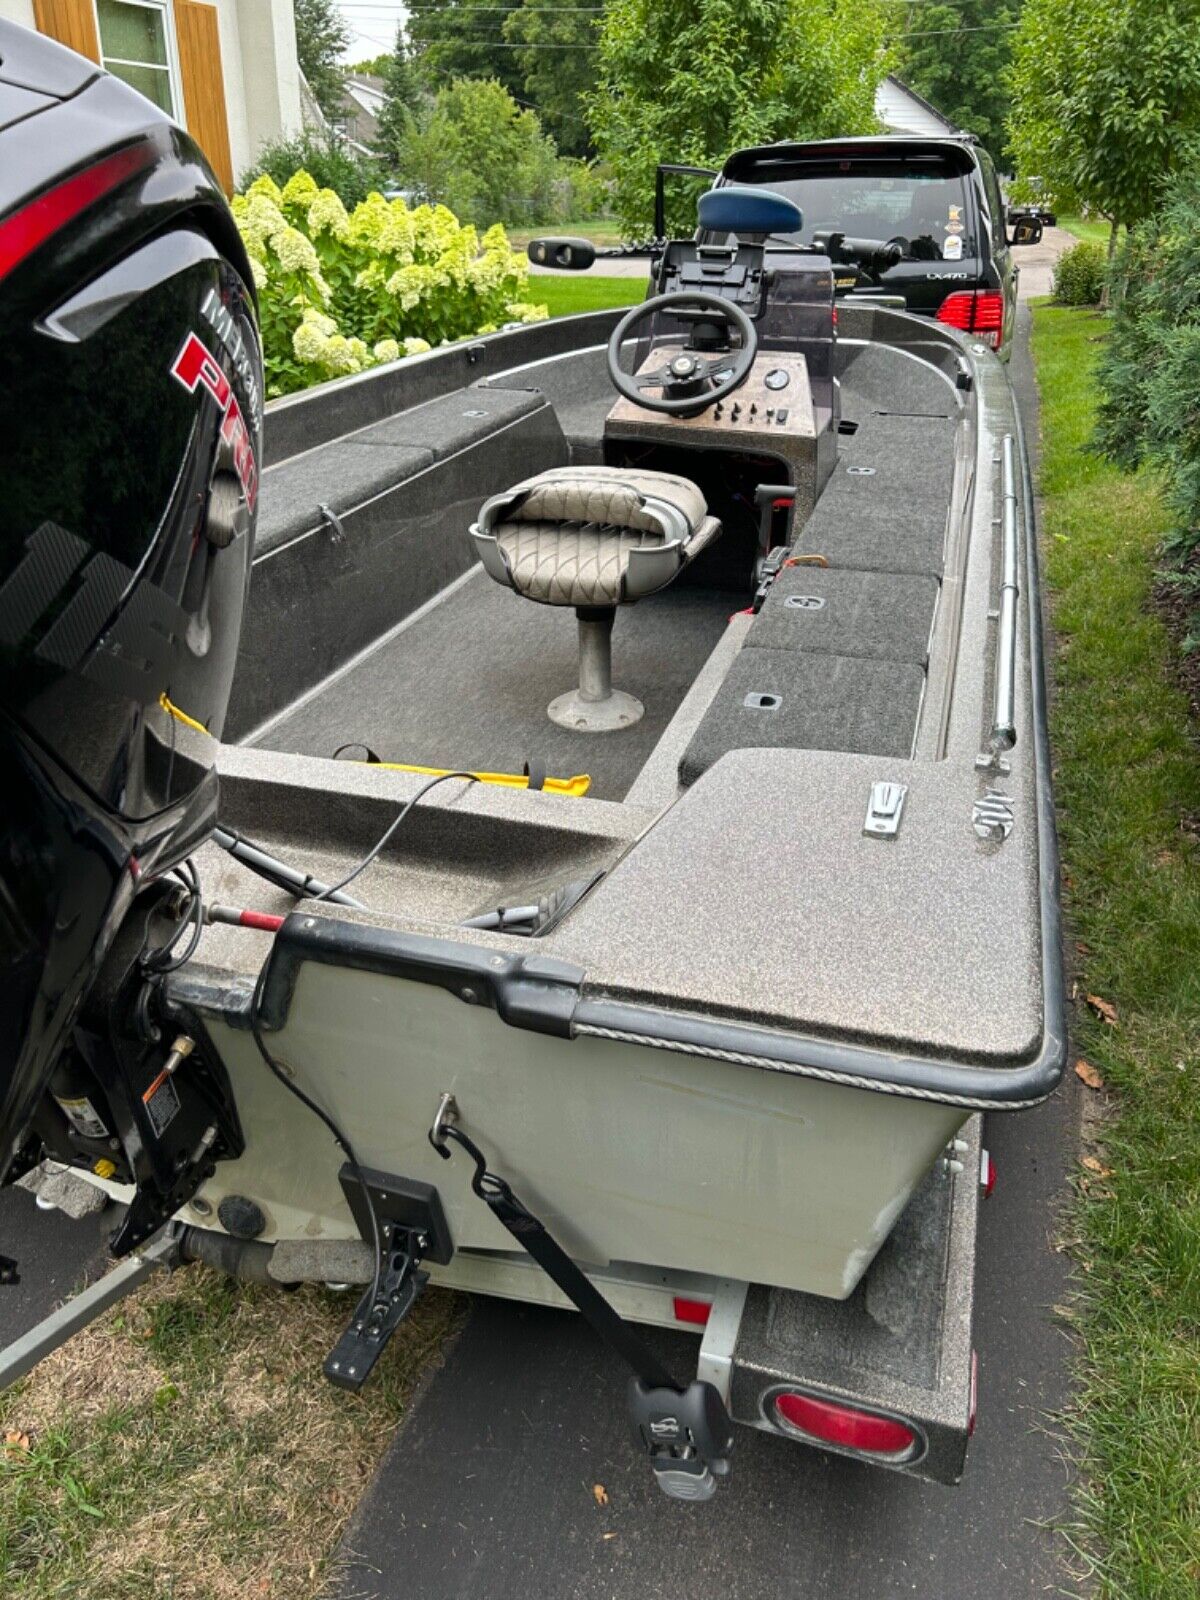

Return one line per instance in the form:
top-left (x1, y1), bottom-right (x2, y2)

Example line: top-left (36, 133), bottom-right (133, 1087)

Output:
top-left (240, 130), bottom-right (384, 208)
top-left (395, 78), bottom-right (563, 227)
top-left (555, 159), bottom-right (612, 221)
top-left (233, 171), bottom-right (547, 397)
top-left (1097, 173), bottom-right (1200, 647)
top-left (1051, 239), bottom-right (1107, 305)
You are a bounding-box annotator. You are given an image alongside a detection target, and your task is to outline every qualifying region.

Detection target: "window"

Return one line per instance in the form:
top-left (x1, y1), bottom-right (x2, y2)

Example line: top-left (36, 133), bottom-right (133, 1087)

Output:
top-left (737, 158), bottom-right (979, 262)
top-left (95, 0), bottom-right (180, 118)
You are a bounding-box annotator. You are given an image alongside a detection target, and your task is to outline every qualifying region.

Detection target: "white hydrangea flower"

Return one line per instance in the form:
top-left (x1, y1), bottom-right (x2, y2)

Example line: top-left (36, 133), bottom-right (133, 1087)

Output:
top-left (270, 226), bottom-right (322, 279)
top-left (403, 337), bottom-right (431, 356)
top-left (281, 170), bottom-right (320, 210)
top-left (307, 188), bottom-right (350, 240)
top-left (372, 339), bottom-right (401, 364)
top-left (245, 174), bottom-right (283, 205)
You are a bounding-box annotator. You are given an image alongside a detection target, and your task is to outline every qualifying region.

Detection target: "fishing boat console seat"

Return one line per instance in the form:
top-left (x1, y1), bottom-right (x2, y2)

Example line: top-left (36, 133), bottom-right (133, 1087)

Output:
top-left (470, 464), bottom-right (720, 732)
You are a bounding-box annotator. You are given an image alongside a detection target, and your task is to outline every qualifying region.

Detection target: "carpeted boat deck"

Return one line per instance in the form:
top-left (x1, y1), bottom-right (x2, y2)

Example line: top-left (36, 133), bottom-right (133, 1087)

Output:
top-left (253, 344), bottom-right (961, 801)
top-left (256, 569), bottom-right (743, 801)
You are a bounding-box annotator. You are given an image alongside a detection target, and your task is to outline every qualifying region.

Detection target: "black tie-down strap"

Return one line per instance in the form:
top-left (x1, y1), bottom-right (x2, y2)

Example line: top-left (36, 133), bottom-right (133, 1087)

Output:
top-left (429, 1097), bottom-right (734, 1500)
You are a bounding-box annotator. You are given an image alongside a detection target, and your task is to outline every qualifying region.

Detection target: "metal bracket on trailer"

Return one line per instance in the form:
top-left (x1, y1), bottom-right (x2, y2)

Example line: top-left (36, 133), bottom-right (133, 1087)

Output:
top-left (429, 1092), bottom-right (736, 1501)
top-left (322, 1164), bottom-right (453, 1393)
top-left (0, 1227), bottom-right (183, 1392)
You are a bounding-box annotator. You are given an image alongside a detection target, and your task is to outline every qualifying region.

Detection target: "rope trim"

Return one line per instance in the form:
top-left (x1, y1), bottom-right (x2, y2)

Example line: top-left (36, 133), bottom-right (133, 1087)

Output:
top-left (573, 1024), bottom-right (1046, 1112)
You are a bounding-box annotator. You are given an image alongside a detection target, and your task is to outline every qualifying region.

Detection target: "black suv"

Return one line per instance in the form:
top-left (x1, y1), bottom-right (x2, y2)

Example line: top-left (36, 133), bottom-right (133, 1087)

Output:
top-left (718, 136), bottom-right (1039, 359)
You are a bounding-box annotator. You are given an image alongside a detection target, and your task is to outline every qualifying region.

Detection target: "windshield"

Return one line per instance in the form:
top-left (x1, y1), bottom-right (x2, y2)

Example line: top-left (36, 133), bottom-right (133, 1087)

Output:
top-left (746, 164), bottom-right (977, 262)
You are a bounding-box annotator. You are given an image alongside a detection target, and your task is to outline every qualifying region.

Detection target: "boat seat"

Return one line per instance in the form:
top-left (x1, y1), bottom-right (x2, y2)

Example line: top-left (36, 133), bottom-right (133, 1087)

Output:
top-left (470, 466), bottom-right (720, 731)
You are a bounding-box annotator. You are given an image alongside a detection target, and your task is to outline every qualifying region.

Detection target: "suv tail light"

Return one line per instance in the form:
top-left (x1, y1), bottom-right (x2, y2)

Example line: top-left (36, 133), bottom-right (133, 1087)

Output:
top-left (936, 289), bottom-right (1004, 349)
top-left (772, 1389), bottom-right (920, 1459)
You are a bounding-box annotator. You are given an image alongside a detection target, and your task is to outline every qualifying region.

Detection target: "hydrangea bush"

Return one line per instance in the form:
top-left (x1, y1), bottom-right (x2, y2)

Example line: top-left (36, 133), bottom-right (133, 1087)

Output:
top-left (232, 171), bottom-right (548, 396)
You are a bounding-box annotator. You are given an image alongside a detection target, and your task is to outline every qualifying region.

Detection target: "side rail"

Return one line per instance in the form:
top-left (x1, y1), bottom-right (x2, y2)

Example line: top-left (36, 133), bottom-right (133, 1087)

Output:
top-left (980, 433), bottom-right (1019, 767)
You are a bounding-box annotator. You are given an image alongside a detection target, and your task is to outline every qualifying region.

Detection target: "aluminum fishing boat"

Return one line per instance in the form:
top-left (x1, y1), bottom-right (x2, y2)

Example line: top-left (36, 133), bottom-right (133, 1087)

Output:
top-left (2, 98), bottom-right (1064, 1496)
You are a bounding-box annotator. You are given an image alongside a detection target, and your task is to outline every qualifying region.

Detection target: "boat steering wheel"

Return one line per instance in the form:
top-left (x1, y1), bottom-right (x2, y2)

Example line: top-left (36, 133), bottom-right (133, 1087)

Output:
top-left (607, 290), bottom-right (758, 416)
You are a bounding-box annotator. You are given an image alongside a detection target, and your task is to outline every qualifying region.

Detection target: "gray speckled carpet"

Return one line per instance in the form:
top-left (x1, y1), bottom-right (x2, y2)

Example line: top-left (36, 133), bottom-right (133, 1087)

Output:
top-left (257, 569), bottom-right (743, 801)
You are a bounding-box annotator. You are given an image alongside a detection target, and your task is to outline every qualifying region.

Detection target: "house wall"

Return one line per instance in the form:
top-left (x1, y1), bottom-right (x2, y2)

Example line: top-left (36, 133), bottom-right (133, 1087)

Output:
top-left (874, 78), bottom-right (959, 138)
top-left (0, 0), bottom-right (301, 191)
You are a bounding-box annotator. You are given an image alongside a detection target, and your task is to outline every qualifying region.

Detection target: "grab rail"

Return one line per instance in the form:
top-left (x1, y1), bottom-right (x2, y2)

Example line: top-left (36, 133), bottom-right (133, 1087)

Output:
top-left (986, 434), bottom-right (1020, 757)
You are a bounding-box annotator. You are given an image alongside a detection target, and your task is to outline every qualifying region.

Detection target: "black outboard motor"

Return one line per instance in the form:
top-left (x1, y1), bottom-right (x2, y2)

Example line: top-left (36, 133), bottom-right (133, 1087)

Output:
top-left (0, 23), bottom-right (260, 1246)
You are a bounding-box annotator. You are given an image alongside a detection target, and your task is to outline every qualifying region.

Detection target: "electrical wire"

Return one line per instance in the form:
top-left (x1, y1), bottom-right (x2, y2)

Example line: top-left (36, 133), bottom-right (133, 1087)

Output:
top-left (245, 769), bottom-right (478, 1323)
top-left (249, 962), bottom-right (384, 1322)
top-left (312, 770), bottom-right (479, 901)
top-left (140, 858), bottom-right (207, 976)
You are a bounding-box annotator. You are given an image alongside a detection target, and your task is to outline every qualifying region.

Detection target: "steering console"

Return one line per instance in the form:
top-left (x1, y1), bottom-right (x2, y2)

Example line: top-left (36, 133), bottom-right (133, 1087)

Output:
top-left (607, 290), bottom-right (758, 416)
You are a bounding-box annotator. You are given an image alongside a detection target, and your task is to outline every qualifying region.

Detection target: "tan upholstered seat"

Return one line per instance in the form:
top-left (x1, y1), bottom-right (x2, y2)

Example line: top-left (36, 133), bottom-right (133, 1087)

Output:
top-left (467, 465), bottom-right (720, 732)
top-left (471, 466), bottom-right (719, 608)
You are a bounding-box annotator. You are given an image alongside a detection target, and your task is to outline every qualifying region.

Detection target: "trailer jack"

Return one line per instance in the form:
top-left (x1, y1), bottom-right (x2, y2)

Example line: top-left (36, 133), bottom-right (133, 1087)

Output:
top-left (429, 1093), bottom-right (734, 1500)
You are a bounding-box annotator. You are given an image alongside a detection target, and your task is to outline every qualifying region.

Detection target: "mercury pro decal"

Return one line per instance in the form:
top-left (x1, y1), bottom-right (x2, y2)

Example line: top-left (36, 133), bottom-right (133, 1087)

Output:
top-left (170, 332), bottom-right (258, 510)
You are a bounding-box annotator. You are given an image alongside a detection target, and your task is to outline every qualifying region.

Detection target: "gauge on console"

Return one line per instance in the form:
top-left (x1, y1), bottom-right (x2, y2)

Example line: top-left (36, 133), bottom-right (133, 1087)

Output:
top-left (764, 367), bottom-right (790, 391)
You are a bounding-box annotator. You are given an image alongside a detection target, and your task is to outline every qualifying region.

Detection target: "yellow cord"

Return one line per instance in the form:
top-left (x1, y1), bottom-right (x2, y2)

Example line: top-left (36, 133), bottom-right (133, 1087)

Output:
top-left (361, 760), bottom-right (590, 797)
top-left (159, 693), bottom-right (209, 735)
top-left (157, 695), bottom-right (590, 798)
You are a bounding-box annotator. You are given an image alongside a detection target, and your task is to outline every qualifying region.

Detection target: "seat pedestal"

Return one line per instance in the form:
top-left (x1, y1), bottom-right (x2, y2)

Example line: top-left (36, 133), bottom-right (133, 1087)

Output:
top-left (548, 607), bottom-right (644, 732)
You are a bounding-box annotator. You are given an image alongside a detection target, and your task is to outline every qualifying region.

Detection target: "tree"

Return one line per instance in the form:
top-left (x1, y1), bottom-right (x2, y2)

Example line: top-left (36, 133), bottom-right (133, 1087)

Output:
top-left (374, 27), bottom-right (423, 168)
top-left (348, 54), bottom-right (393, 78)
top-left (396, 77), bottom-right (561, 225)
top-left (502, 0), bottom-right (598, 158)
top-left (293, 0), bottom-right (351, 120)
top-left (407, 0), bottom-right (525, 99)
top-left (1007, 0), bottom-right (1200, 244)
top-left (588, 0), bottom-right (891, 236)
top-left (895, 1), bottom-right (1017, 166)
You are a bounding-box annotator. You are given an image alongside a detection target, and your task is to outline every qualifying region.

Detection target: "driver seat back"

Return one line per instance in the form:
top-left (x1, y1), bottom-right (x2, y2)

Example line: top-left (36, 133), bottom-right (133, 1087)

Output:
top-left (471, 466), bottom-right (719, 608)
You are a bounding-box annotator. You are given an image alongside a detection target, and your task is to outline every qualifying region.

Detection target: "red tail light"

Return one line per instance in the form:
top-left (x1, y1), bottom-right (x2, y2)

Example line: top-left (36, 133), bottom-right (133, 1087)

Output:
top-left (0, 143), bottom-right (154, 285)
top-left (672, 1296), bottom-right (711, 1327)
top-left (773, 1389), bottom-right (919, 1458)
top-left (936, 290), bottom-right (1004, 349)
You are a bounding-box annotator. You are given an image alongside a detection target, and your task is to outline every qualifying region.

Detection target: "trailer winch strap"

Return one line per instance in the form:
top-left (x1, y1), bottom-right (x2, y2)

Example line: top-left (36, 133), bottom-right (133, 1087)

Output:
top-left (429, 1098), bottom-right (735, 1500)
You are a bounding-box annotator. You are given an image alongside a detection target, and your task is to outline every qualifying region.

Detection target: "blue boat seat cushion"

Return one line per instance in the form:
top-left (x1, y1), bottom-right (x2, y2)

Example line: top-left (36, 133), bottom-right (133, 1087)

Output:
top-left (697, 185), bottom-right (803, 237)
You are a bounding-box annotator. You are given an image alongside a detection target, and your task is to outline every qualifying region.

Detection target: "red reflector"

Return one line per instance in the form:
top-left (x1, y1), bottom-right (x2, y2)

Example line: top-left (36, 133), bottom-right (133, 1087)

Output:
top-left (981, 1148), bottom-right (996, 1198)
top-left (0, 143), bottom-right (153, 284)
top-left (774, 1390), bottom-right (916, 1457)
top-left (672, 1296), bottom-right (711, 1327)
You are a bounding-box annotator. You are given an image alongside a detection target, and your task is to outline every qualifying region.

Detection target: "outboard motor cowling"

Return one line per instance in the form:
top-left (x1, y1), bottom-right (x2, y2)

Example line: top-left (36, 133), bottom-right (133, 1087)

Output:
top-left (0, 21), bottom-right (261, 1185)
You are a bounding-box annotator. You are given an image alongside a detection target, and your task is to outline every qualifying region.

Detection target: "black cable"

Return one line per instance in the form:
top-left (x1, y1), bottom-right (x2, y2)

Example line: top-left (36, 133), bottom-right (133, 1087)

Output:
top-left (249, 962), bottom-right (384, 1322)
top-left (236, 774), bottom-right (482, 1321)
top-left (140, 858), bottom-right (206, 975)
top-left (312, 770), bottom-right (479, 901)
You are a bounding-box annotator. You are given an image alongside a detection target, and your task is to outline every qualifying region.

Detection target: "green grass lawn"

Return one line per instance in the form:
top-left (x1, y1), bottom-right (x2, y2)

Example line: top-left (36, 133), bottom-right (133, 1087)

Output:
top-left (0, 1267), bottom-right (461, 1598)
top-left (1032, 303), bottom-right (1200, 1598)
top-left (531, 274), bottom-right (647, 317)
top-left (1058, 214), bottom-right (1118, 249)
top-left (507, 219), bottom-right (628, 250)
